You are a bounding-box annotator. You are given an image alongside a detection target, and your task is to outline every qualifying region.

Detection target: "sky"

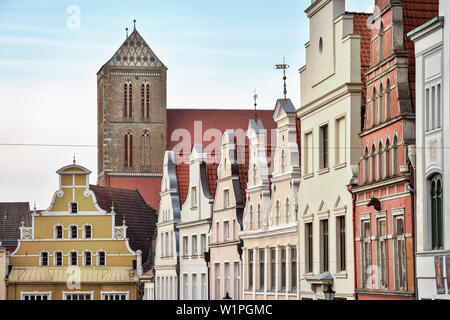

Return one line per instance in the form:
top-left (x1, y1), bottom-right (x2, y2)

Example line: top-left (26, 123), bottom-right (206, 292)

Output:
top-left (0, 0), bottom-right (374, 210)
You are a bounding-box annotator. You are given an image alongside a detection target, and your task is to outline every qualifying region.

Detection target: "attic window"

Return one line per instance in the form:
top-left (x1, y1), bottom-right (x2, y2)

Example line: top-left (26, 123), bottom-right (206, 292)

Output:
top-left (319, 37), bottom-right (323, 54)
top-left (71, 202), bottom-right (78, 214)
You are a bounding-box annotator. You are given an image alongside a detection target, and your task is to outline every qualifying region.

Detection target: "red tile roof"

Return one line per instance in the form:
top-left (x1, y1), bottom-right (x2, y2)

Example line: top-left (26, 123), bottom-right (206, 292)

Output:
top-left (402, 0), bottom-right (439, 111)
top-left (175, 163), bottom-right (189, 206)
top-left (90, 185), bottom-right (157, 273)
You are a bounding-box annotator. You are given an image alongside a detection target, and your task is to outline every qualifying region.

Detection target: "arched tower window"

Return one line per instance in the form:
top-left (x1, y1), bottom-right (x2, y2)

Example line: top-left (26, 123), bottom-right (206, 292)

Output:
top-left (385, 138), bottom-right (391, 178)
top-left (123, 82), bottom-right (133, 118)
top-left (371, 144), bottom-right (376, 183)
top-left (379, 83), bottom-right (384, 123)
top-left (379, 20), bottom-right (384, 62)
top-left (385, 79), bottom-right (391, 120)
top-left (285, 198), bottom-right (290, 223)
top-left (124, 131), bottom-right (133, 169)
top-left (364, 147), bottom-right (369, 184)
top-left (141, 131), bottom-right (150, 169)
top-left (281, 149), bottom-right (286, 173)
top-left (257, 204), bottom-right (261, 229)
top-left (253, 163), bottom-right (257, 186)
top-left (378, 142), bottom-right (383, 180)
top-left (429, 174), bottom-right (443, 250)
top-left (372, 87), bottom-right (377, 127)
top-left (141, 82), bottom-right (151, 119)
top-left (275, 200), bottom-right (280, 225)
top-left (393, 136), bottom-right (398, 176)
top-left (249, 205), bottom-right (254, 230)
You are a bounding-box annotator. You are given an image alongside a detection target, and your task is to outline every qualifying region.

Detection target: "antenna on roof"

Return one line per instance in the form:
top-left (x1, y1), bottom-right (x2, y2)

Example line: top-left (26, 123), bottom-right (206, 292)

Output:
top-left (274, 56), bottom-right (290, 99)
top-left (253, 89), bottom-right (258, 122)
top-left (126, 27), bottom-right (129, 39)
top-left (133, 19), bottom-right (136, 30)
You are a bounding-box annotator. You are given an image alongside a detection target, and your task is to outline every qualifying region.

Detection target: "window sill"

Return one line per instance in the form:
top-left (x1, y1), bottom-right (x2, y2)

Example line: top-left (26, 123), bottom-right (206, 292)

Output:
top-left (303, 173), bottom-right (314, 180)
top-left (335, 271), bottom-right (348, 279)
top-left (334, 163), bottom-right (346, 170)
top-left (318, 168), bottom-right (330, 175)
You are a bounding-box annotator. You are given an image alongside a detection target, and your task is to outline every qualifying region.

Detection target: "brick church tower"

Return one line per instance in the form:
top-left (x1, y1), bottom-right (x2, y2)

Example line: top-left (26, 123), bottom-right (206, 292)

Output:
top-left (97, 25), bottom-right (167, 209)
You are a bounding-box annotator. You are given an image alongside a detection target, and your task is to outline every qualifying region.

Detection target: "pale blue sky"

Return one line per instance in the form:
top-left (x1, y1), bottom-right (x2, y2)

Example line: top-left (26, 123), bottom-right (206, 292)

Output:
top-left (0, 0), bottom-right (374, 208)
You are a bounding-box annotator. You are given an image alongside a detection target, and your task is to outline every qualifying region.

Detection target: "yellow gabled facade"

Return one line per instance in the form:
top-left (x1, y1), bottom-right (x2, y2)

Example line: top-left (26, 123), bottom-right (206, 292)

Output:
top-left (7, 163), bottom-right (140, 300)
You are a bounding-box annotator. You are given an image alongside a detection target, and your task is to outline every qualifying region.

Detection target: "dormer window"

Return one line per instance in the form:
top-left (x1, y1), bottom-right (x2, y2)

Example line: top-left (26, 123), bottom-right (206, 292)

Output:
top-left (71, 202), bottom-right (78, 214)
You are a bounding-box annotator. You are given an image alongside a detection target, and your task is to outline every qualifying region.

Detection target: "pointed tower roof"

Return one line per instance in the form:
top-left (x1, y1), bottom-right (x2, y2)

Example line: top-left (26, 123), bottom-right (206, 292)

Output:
top-left (99, 28), bottom-right (167, 72)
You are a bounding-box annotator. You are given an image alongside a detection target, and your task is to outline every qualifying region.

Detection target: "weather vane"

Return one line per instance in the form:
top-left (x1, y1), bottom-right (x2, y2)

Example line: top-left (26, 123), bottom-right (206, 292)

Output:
top-left (126, 27), bottom-right (128, 38)
top-left (274, 57), bottom-right (290, 99)
top-left (133, 19), bottom-right (136, 30)
top-left (253, 89), bottom-right (258, 122)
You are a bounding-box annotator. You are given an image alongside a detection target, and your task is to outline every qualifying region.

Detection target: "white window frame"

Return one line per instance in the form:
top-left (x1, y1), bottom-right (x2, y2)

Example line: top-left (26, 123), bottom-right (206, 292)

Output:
top-left (97, 250), bottom-right (107, 266)
top-left (39, 250), bottom-right (49, 267)
top-left (69, 250), bottom-right (78, 266)
top-left (101, 291), bottom-right (130, 300)
top-left (69, 224), bottom-right (78, 239)
top-left (21, 291), bottom-right (52, 301)
top-left (83, 250), bottom-right (92, 266)
top-left (83, 224), bottom-right (93, 239)
top-left (53, 250), bottom-right (63, 266)
top-left (62, 291), bottom-right (94, 300)
top-left (54, 224), bottom-right (64, 239)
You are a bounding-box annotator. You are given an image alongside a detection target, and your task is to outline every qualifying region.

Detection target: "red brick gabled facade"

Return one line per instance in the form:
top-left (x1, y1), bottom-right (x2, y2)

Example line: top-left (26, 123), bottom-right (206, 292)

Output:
top-left (352, 0), bottom-right (439, 300)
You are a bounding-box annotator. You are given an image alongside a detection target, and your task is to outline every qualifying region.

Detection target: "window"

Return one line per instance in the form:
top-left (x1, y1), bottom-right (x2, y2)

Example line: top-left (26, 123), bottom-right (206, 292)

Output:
top-left (393, 136), bottom-right (398, 176)
top-left (124, 131), bottom-right (133, 168)
top-left (98, 251), bottom-right (106, 266)
top-left (249, 205), bottom-right (254, 230)
top-left (55, 251), bottom-right (63, 266)
top-left (304, 132), bottom-right (313, 175)
top-left (372, 88), bottom-right (377, 127)
top-left (216, 222), bottom-right (220, 243)
top-left (378, 142), bottom-right (383, 180)
top-left (201, 234), bottom-right (206, 255)
top-left (123, 82), bottom-right (132, 118)
top-left (21, 292), bottom-right (51, 300)
top-left (281, 247), bottom-right (286, 291)
top-left (141, 131), bottom-right (150, 169)
top-left (379, 20), bottom-right (384, 62)
top-left (291, 247), bottom-right (297, 291)
top-left (84, 225), bottom-right (92, 239)
top-left (70, 251), bottom-right (78, 266)
top-left (183, 236), bottom-right (188, 256)
top-left (192, 235), bottom-right (198, 256)
top-left (55, 225), bottom-right (63, 239)
top-left (201, 273), bottom-right (207, 300)
top-left (141, 83), bottom-right (150, 119)
top-left (259, 248), bottom-right (265, 291)
top-left (191, 187), bottom-right (197, 207)
top-left (335, 117), bottom-right (346, 165)
top-left (224, 221), bottom-right (229, 240)
top-left (306, 223), bottom-right (313, 273)
top-left (84, 251), bottom-right (92, 266)
top-left (161, 232), bottom-right (165, 258)
top-left (321, 220), bottom-right (329, 272)
top-left (281, 149), bottom-right (286, 173)
top-left (70, 202), bottom-right (78, 214)
top-left (248, 250), bottom-right (254, 290)
top-left (165, 231), bottom-right (169, 257)
top-left (224, 263), bottom-right (230, 297)
top-left (320, 125), bottom-right (329, 169)
top-left (337, 216), bottom-right (346, 272)
top-left (224, 189), bottom-right (230, 208)
top-left (192, 274), bottom-right (197, 300)
top-left (364, 147), bottom-right (369, 184)
top-left (253, 164), bottom-right (257, 185)
top-left (64, 292), bottom-right (92, 300)
top-left (371, 145), bottom-right (377, 182)
top-left (234, 262), bottom-right (240, 300)
top-left (385, 139), bottom-right (391, 178)
top-left (40, 252), bottom-right (48, 266)
top-left (285, 198), bottom-right (290, 223)
top-left (362, 220), bottom-right (372, 288)
top-left (270, 248), bottom-right (276, 291)
top-left (385, 80), bottom-right (391, 120)
top-left (183, 274), bottom-right (188, 299)
top-left (426, 82), bottom-right (442, 131)
top-left (215, 263), bottom-right (221, 300)
top-left (430, 174), bottom-right (443, 250)
top-left (70, 225), bottom-right (78, 239)
top-left (257, 204), bottom-right (261, 229)
top-left (275, 200), bottom-right (280, 225)
top-left (376, 218), bottom-right (388, 289)
top-left (102, 292), bottom-right (128, 300)
top-left (393, 215), bottom-right (406, 290)
top-left (379, 83), bottom-right (384, 123)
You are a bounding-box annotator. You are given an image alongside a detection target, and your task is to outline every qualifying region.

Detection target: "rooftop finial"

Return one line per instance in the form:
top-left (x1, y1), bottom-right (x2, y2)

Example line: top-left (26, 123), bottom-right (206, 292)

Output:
top-left (126, 27), bottom-right (129, 38)
top-left (253, 89), bottom-right (258, 122)
top-left (133, 19), bottom-right (136, 30)
top-left (274, 56), bottom-right (290, 99)
top-left (111, 201), bottom-right (115, 214)
top-left (33, 201), bottom-right (36, 212)
top-left (73, 153), bottom-right (76, 164)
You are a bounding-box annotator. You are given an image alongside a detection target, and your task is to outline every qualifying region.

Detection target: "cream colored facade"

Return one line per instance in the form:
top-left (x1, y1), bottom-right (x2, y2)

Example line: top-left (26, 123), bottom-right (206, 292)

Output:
top-left (7, 163), bottom-right (140, 300)
top-left (0, 246), bottom-right (7, 300)
top-left (209, 130), bottom-right (244, 300)
top-left (177, 145), bottom-right (212, 300)
top-left (297, 0), bottom-right (361, 300)
top-left (241, 99), bottom-right (301, 301)
top-left (154, 151), bottom-right (181, 300)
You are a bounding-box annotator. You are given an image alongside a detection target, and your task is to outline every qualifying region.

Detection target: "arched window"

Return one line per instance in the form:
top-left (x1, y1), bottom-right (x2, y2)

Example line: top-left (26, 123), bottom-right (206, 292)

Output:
top-left (379, 20), bottom-right (384, 62)
top-left (281, 149), bottom-right (286, 173)
top-left (257, 204), bottom-right (261, 229)
top-left (252, 164), bottom-right (257, 185)
top-left (393, 136), bottom-right (399, 176)
top-left (55, 225), bottom-right (63, 239)
top-left (429, 174), bottom-right (443, 250)
top-left (371, 145), bottom-right (376, 182)
top-left (364, 147), bottom-right (369, 184)
top-left (276, 201), bottom-right (280, 225)
top-left (70, 251), bottom-right (78, 266)
top-left (124, 131), bottom-right (133, 168)
top-left (70, 225), bottom-right (78, 239)
top-left (385, 138), bottom-right (391, 178)
top-left (141, 83), bottom-right (145, 118)
top-left (249, 205), bottom-right (254, 230)
top-left (285, 198), bottom-right (290, 223)
top-left (379, 83), bottom-right (384, 123)
top-left (98, 251), bottom-right (106, 266)
top-left (54, 251), bottom-right (63, 266)
top-left (40, 251), bottom-right (49, 266)
top-left (141, 131), bottom-right (150, 169)
top-left (84, 251), bottom-right (92, 266)
top-left (84, 225), bottom-right (92, 239)
top-left (385, 80), bottom-right (391, 120)
top-left (378, 142), bottom-right (383, 180)
top-left (141, 83), bottom-right (150, 119)
top-left (372, 87), bottom-right (377, 127)
top-left (123, 82), bottom-right (132, 118)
